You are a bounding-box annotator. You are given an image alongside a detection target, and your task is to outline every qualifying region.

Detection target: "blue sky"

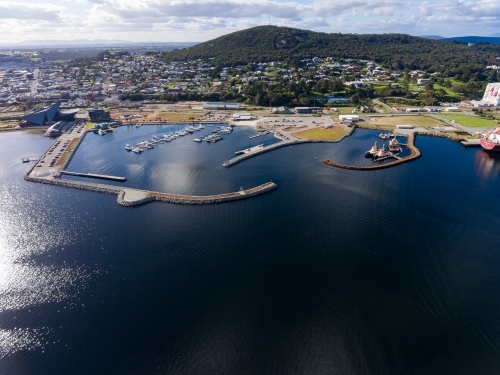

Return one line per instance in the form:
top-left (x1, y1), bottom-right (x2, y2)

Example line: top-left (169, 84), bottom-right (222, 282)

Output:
top-left (1, 0), bottom-right (499, 43)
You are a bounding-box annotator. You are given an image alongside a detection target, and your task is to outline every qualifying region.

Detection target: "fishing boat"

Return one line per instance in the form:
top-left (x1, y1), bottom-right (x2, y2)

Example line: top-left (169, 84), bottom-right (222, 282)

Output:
top-left (388, 137), bottom-right (402, 153)
top-left (378, 133), bottom-right (390, 140)
top-left (372, 144), bottom-right (393, 161)
top-left (365, 142), bottom-right (379, 158)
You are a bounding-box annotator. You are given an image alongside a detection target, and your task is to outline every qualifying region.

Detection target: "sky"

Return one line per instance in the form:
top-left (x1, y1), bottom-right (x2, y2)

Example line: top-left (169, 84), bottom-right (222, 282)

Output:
top-left (1, 0), bottom-right (500, 43)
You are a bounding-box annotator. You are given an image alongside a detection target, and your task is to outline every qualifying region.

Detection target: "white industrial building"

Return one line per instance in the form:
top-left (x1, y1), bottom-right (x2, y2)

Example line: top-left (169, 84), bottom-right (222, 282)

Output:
top-left (339, 114), bottom-right (359, 122)
top-left (203, 102), bottom-right (240, 110)
top-left (479, 83), bottom-right (500, 106)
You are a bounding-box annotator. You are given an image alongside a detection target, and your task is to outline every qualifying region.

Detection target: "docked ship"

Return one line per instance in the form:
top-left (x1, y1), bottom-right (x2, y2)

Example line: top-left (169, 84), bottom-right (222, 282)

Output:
top-left (480, 128), bottom-right (500, 152)
top-left (388, 137), bottom-right (402, 153)
top-left (365, 142), bottom-right (379, 158)
top-left (372, 144), bottom-right (393, 161)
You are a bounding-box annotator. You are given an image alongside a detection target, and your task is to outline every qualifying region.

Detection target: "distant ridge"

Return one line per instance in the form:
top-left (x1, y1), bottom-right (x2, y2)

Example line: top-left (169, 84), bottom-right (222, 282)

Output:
top-left (160, 25), bottom-right (500, 70)
top-left (441, 36), bottom-right (500, 44)
top-left (421, 35), bottom-right (445, 40)
top-left (0, 39), bottom-right (198, 48)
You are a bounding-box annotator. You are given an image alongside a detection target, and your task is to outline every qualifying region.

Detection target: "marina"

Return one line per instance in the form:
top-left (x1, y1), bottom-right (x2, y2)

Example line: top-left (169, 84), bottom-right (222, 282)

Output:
top-left (25, 122), bottom-right (277, 206)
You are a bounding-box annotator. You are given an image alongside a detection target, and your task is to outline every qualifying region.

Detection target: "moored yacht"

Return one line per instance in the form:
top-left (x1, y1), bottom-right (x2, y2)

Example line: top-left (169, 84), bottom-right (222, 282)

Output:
top-left (124, 144), bottom-right (132, 151)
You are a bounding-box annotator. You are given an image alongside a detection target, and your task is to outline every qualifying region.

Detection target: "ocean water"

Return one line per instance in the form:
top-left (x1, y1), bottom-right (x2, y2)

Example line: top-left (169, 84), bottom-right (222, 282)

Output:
top-left (1, 127), bottom-right (500, 375)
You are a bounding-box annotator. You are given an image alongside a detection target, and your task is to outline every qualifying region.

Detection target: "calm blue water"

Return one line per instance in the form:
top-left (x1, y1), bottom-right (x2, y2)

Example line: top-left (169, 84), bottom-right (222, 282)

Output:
top-left (1, 127), bottom-right (500, 375)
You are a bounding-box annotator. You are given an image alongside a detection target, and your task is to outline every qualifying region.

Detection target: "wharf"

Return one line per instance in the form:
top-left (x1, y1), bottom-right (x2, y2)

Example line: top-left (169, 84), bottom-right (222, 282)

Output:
top-left (61, 171), bottom-right (126, 182)
top-left (235, 144), bottom-right (264, 155)
top-left (461, 139), bottom-right (481, 147)
top-left (249, 131), bottom-right (269, 139)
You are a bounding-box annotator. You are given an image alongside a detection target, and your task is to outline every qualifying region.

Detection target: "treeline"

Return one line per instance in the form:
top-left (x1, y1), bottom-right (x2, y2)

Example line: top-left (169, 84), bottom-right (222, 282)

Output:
top-left (160, 26), bottom-right (500, 80)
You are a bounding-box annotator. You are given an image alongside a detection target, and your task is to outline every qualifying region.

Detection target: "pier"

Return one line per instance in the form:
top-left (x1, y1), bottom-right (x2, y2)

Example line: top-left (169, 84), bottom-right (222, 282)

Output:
top-left (249, 131), bottom-right (269, 139)
top-left (461, 139), bottom-right (481, 147)
top-left (61, 171), bottom-right (126, 182)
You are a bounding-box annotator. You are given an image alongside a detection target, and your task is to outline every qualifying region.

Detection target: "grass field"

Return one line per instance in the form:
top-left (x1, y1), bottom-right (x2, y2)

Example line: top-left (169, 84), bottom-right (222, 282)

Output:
top-left (85, 122), bottom-right (96, 129)
top-left (55, 138), bottom-right (80, 167)
top-left (145, 112), bottom-right (200, 121)
top-left (363, 115), bottom-right (443, 128)
top-left (292, 126), bottom-right (348, 141)
top-left (436, 114), bottom-right (498, 128)
top-left (330, 107), bottom-right (356, 115)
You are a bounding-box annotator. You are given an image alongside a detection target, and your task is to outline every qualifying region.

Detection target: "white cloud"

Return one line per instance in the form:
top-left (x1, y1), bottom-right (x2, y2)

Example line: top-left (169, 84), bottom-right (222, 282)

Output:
top-left (0, 0), bottom-right (498, 43)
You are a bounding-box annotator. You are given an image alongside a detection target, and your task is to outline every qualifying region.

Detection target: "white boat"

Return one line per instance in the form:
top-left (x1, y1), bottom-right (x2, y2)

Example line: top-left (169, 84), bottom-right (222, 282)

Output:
top-left (365, 142), bottom-right (379, 157)
top-left (124, 144), bottom-right (132, 151)
top-left (193, 138), bottom-right (202, 142)
top-left (98, 129), bottom-right (105, 136)
top-left (132, 147), bottom-right (142, 153)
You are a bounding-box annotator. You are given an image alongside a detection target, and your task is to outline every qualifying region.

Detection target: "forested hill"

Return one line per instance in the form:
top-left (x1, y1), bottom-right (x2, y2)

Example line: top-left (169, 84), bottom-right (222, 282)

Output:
top-left (161, 26), bottom-right (500, 71)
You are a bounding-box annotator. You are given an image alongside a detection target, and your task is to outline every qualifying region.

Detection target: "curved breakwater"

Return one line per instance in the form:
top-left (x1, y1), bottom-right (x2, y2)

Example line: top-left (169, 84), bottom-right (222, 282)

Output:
top-left (323, 132), bottom-right (422, 171)
top-left (23, 174), bottom-right (277, 207)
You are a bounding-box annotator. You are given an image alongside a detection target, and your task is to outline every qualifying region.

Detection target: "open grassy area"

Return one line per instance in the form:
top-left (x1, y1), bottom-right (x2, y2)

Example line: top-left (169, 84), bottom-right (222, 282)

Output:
top-left (363, 115), bottom-right (443, 128)
top-left (292, 126), bottom-right (348, 141)
top-left (433, 84), bottom-right (461, 98)
top-left (85, 122), bottom-right (96, 129)
top-left (145, 112), bottom-right (200, 121)
top-left (330, 107), bottom-right (356, 115)
top-left (436, 114), bottom-right (499, 128)
top-left (55, 138), bottom-right (80, 167)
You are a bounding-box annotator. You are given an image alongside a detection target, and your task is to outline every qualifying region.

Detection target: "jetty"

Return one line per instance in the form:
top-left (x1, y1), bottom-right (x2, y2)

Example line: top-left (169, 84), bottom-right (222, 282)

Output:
top-left (461, 139), bottom-right (481, 147)
top-left (249, 131), bottom-right (269, 139)
top-left (61, 171), bottom-right (126, 182)
top-left (234, 144), bottom-right (264, 155)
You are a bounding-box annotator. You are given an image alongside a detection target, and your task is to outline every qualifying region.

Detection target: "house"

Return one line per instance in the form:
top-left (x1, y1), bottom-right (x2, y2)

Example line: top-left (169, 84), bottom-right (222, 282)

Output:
top-left (417, 78), bottom-right (431, 85)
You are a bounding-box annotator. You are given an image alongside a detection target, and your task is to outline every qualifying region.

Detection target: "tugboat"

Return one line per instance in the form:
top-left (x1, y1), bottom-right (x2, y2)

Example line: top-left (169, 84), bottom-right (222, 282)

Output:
top-left (365, 142), bottom-right (380, 158)
top-left (388, 137), bottom-right (402, 153)
top-left (372, 144), bottom-right (393, 161)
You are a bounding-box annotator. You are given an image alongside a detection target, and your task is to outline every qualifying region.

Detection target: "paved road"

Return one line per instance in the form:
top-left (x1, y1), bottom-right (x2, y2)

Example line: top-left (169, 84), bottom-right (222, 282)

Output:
top-left (373, 98), bottom-right (395, 113)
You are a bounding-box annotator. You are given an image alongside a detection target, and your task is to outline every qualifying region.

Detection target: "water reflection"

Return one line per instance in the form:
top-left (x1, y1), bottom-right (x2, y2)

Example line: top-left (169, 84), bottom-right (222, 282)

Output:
top-left (474, 150), bottom-right (500, 184)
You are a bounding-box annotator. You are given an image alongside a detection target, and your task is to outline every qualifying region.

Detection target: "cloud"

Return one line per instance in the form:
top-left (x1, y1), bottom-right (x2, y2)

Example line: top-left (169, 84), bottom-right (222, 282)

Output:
top-left (88, 0), bottom-right (307, 21)
top-left (0, 2), bottom-right (67, 21)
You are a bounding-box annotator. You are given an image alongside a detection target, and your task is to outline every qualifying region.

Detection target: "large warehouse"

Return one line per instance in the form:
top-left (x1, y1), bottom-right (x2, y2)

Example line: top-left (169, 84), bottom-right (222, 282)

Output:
top-left (203, 102), bottom-right (240, 110)
top-left (480, 83), bottom-right (500, 106)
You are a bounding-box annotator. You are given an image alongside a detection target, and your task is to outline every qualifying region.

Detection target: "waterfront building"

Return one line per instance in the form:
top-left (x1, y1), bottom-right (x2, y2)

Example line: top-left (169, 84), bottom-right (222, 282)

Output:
top-left (89, 108), bottom-right (111, 122)
top-left (20, 102), bottom-right (77, 126)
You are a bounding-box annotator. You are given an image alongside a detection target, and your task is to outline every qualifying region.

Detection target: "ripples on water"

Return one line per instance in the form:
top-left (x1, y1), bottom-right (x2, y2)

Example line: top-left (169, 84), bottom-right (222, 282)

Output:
top-left (1, 128), bottom-right (500, 374)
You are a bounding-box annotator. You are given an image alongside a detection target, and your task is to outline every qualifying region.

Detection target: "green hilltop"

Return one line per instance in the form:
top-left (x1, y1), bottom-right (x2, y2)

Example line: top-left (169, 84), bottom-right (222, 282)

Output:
top-left (161, 25), bottom-right (500, 73)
